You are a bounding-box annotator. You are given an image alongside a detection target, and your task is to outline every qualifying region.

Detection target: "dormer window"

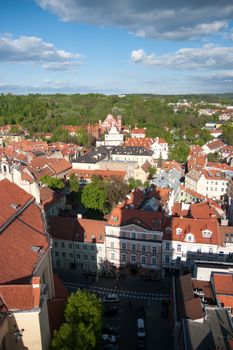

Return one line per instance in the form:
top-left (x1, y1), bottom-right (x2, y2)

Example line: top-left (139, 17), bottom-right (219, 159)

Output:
top-left (186, 234), bottom-right (193, 242)
top-left (165, 227), bottom-right (171, 233)
top-left (176, 228), bottom-right (182, 235)
top-left (202, 230), bottom-right (212, 238)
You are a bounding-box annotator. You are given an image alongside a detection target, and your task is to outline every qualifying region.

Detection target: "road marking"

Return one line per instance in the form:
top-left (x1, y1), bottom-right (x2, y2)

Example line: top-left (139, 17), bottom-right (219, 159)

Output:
top-left (64, 283), bottom-right (170, 301)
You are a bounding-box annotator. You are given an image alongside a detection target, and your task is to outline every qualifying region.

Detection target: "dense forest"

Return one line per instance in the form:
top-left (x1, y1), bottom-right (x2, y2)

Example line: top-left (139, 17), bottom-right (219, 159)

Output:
top-left (0, 93), bottom-right (232, 148)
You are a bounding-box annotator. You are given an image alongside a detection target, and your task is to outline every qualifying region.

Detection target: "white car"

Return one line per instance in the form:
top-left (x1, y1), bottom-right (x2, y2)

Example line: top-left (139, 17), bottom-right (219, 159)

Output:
top-left (103, 293), bottom-right (119, 303)
top-left (137, 318), bottom-right (146, 338)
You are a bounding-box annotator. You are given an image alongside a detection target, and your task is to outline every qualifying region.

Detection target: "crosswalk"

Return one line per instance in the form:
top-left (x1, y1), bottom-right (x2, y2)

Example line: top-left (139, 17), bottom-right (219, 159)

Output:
top-left (64, 282), bottom-right (170, 301)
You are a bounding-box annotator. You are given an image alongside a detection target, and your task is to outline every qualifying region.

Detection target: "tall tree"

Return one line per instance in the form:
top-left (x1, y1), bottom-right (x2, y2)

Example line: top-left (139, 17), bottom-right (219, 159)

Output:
top-left (81, 176), bottom-right (108, 213)
top-left (51, 290), bottom-right (102, 350)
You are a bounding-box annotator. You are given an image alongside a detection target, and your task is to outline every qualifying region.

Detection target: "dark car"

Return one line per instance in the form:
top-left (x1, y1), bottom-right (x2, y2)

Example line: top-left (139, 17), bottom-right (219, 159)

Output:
top-left (103, 304), bottom-right (118, 316)
top-left (137, 307), bottom-right (145, 319)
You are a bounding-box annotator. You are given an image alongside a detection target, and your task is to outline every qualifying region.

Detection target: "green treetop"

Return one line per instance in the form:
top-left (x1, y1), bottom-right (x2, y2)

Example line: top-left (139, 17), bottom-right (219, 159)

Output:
top-left (51, 290), bottom-right (102, 350)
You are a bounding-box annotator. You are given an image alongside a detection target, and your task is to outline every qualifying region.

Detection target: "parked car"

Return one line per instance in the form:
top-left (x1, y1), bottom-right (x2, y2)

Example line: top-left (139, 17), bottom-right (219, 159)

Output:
top-left (103, 304), bottom-right (118, 316)
top-left (103, 293), bottom-right (119, 303)
top-left (101, 334), bottom-right (117, 344)
top-left (137, 318), bottom-right (146, 338)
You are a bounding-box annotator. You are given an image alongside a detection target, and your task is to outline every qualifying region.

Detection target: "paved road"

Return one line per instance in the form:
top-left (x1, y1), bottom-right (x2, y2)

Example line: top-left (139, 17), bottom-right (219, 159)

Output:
top-left (64, 282), bottom-right (170, 302)
top-left (57, 270), bottom-right (172, 350)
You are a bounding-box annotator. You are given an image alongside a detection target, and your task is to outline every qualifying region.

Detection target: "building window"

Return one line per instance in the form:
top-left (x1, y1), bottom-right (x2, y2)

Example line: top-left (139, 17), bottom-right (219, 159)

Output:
top-left (61, 242), bottom-right (65, 248)
top-left (110, 242), bottom-right (114, 249)
top-left (165, 242), bottom-right (170, 250)
top-left (176, 228), bottom-right (182, 235)
top-left (69, 253), bottom-right (73, 258)
top-left (202, 230), bottom-right (212, 238)
top-left (142, 245), bottom-right (146, 252)
top-left (151, 257), bottom-right (157, 265)
top-left (122, 254), bottom-right (126, 262)
top-left (209, 248), bottom-right (213, 254)
top-left (75, 244), bottom-right (80, 250)
top-left (219, 251), bottom-right (224, 257)
top-left (55, 251), bottom-right (59, 257)
top-left (111, 252), bottom-right (115, 260)
top-left (187, 235), bottom-right (192, 242)
top-left (131, 255), bottom-right (136, 263)
top-left (121, 231), bottom-right (126, 238)
top-left (98, 234), bottom-right (102, 240)
top-left (152, 246), bottom-right (156, 253)
top-left (69, 243), bottom-right (72, 249)
top-left (141, 256), bottom-right (146, 264)
top-left (122, 243), bottom-right (126, 250)
top-left (177, 244), bottom-right (181, 252)
top-left (132, 232), bottom-right (136, 239)
top-left (197, 247), bottom-right (201, 253)
top-left (165, 255), bottom-right (170, 263)
top-left (131, 244), bottom-right (136, 251)
top-left (76, 254), bottom-right (80, 259)
top-left (54, 242), bottom-right (58, 247)
top-left (84, 254), bottom-right (88, 260)
top-left (62, 252), bottom-right (66, 257)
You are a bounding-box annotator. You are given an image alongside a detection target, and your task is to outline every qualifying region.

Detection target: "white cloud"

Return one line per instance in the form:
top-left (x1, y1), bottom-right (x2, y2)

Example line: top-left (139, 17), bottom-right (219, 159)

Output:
top-left (131, 44), bottom-right (233, 70)
top-left (0, 34), bottom-right (83, 70)
top-left (35, 0), bottom-right (233, 40)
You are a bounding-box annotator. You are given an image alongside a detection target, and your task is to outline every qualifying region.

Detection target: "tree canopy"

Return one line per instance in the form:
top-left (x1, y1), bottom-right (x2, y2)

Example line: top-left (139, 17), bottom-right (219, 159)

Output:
top-left (51, 289), bottom-right (102, 350)
top-left (40, 175), bottom-right (65, 190)
top-left (81, 176), bottom-right (129, 214)
top-left (0, 93), bottom-right (230, 146)
top-left (169, 141), bottom-right (189, 163)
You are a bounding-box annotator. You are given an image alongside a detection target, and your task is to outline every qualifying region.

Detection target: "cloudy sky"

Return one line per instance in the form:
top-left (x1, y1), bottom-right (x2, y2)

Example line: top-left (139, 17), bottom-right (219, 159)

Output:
top-left (1, 0), bottom-right (233, 94)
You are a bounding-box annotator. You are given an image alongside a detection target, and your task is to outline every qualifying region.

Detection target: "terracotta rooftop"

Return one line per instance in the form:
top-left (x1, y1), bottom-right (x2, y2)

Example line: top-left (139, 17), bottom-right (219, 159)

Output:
top-left (70, 168), bottom-right (126, 180)
top-left (0, 179), bottom-right (48, 284)
top-left (164, 216), bottom-right (220, 245)
top-left (29, 157), bottom-right (71, 176)
top-left (49, 216), bottom-right (106, 243)
top-left (0, 277), bottom-right (41, 311)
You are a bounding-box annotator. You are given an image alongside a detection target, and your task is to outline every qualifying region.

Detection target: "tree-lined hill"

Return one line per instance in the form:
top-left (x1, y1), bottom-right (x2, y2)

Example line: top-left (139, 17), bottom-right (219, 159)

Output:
top-left (0, 93), bottom-right (232, 145)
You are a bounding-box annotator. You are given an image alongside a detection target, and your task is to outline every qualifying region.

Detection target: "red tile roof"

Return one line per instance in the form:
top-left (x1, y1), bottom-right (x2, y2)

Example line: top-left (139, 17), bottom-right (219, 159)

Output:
top-left (0, 179), bottom-right (48, 284)
top-left (124, 137), bottom-right (154, 149)
top-left (205, 140), bottom-right (225, 151)
top-left (70, 168), bottom-right (126, 180)
top-left (0, 178), bottom-right (33, 228)
top-left (131, 128), bottom-right (146, 135)
top-left (49, 217), bottom-right (106, 243)
top-left (108, 206), bottom-right (163, 230)
top-left (29, 157), bottom-right (71, 176)
top-left (47, 274), bottom-right (69, 332)
top-left (164, 216), bottom-right (220, 245)
top-left (213, 273), bottom-right (233, 295)
top-left (0, 278), bottom-right (41, 311)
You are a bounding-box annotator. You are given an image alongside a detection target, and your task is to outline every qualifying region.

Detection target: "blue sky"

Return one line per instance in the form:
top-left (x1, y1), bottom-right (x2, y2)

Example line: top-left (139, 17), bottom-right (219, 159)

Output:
top-left (1, 0), bottom-right (233, 94)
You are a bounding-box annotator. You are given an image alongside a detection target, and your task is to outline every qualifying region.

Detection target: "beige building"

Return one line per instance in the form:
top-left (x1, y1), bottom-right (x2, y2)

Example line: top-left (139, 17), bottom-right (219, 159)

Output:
top-left (49, 216), bottom-right (106, 272)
